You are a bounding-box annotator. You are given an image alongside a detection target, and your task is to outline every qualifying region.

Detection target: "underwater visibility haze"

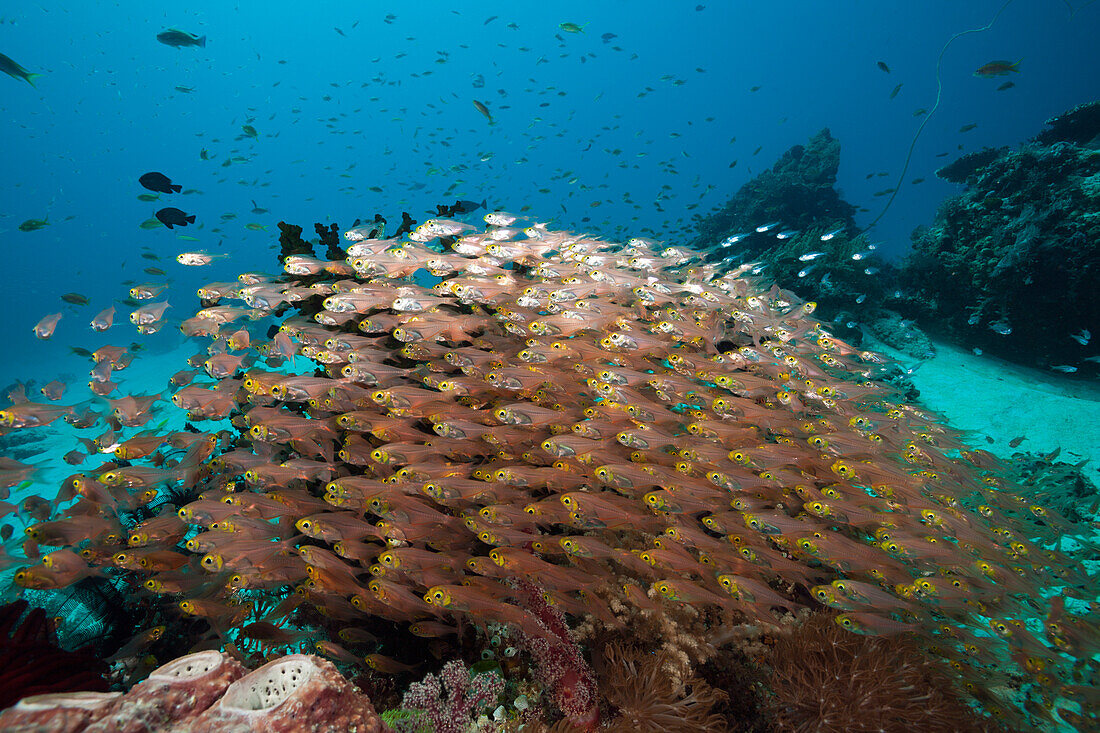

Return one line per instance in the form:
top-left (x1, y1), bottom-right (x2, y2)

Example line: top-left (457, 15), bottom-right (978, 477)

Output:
top-left (1, 1), bottom-right (1099, 731)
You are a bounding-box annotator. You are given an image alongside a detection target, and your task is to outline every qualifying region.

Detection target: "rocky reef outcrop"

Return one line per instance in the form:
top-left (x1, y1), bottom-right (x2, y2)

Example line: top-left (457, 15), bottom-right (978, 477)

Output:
top-left (901, 101), bottom-right (1100, 372)
top-left (690, 128), bottom-right (857, 256)
top-left (689, 129), bottom-right (928, 365)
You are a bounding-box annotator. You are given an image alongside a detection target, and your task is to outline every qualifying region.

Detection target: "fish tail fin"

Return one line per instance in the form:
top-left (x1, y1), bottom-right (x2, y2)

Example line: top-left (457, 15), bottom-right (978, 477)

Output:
top-left (25, 73), bottom-right (42, 88)
top-left (171, 184), bottom-right (182, 193)
top-left (186, 215), bottom-right (196, 224)
top-left (481, 199), bottom-right (487, 208)
top-left (198, 35), bottom-right (207, 48)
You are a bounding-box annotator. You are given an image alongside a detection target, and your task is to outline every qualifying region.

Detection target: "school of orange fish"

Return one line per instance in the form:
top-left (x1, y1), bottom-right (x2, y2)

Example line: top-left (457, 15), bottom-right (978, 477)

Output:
top-left (3, 214), bottom-right (1098, 727)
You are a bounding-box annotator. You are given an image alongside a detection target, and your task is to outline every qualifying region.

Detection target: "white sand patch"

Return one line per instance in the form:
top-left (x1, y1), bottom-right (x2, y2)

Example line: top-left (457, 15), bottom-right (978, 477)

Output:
top-left (882, 338), bottom-right (1100, 486)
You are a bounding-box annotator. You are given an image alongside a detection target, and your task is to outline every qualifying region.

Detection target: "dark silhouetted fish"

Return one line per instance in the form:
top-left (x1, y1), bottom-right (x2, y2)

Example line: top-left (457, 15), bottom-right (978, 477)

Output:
top-left (155, 207), bottom-right (195, 229)
top-left (0, 52), bottom-right (41, 86)
top-left (19, 217), bottom-right (49, 232)
top-left (436, 199), bottom-right (487, 217)
top-left (472, 100), bottom-right (492, 123)
top-left (139, 172), bottom-right (181, 194)
top-left (157, 29), bottom-right (206, 48)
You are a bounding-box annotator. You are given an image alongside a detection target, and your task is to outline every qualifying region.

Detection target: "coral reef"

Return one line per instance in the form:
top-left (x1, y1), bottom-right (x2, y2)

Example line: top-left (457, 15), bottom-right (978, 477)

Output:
top-left (2, 217), bottom-right (1097, 729)
top-left (690, 128), bottom-right (857, 253)
top-left (766, 613), bottom-right (986, 732)
top-left (689, 129), bottom-right (924, 361)
top-left (1032, 99), bottom-right (1100, 147)
top-left (902, 100), bottom-right (1100, 372)
top-left (935, 147), bottom-right (1008, 185)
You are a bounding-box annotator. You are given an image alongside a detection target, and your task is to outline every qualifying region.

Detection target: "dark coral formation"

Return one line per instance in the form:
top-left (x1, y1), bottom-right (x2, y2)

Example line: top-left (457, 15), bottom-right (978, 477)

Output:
top-left (276, 221), bottom-right (316, 264)
top-left (901, 104), bottom-right (1100, 371)
top-left (690, 128), bottom-right (857, 256)
top-left (0, 600), bottom-right (109, 710)
top-left (1032, 100), bottom-right (1100, 147)
top-left (935, 147), bottom-right (1008, 185)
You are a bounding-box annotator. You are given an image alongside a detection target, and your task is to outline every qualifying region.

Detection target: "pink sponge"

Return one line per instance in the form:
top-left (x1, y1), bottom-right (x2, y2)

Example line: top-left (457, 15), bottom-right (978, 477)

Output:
top-left (185, 654), bottom-right (390, 733)
top-left (0, 691), bottom-right (121, 732)
top-left (86, 650), bottom-right (246, 732)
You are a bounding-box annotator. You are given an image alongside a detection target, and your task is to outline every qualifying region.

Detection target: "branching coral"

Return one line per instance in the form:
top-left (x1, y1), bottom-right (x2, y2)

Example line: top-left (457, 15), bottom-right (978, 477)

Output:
top-left (766, 613), bottom-right (986, 733)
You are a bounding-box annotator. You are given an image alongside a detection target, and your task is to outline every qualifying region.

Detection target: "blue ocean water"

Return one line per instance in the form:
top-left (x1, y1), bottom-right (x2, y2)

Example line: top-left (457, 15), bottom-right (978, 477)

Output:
top-left (2, 1), bottom-right (1098, 389)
